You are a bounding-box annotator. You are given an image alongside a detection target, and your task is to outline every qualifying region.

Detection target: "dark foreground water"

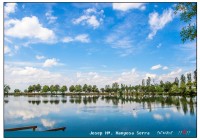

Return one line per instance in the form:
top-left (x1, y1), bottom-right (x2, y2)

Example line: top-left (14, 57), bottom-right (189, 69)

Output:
top-left (4, 95), bottom-right (197, 138)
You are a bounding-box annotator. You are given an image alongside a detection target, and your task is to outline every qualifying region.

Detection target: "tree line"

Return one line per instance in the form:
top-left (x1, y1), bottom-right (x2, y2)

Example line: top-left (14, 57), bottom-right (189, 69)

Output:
top-left (4, 70), bottom-right (197, 95)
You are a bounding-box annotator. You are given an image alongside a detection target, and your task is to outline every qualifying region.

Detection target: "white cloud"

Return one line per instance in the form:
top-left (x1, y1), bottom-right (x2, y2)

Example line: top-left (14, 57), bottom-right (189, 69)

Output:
top-left (14, 45), bottom-right (19, 51)
top-left (43, 58), bottom-right (58, 67)
top-left (5, 101), bottom-right (60, 120)
top-left (112, 3), bottom-right (146, 11)
top-left (5, 16), bottom-right (55, 42)
top-left (62, 34), bottom-right (90, 43)
top-left (151, 64), bottom-right (162, 70)
top-left (4, 46), bottom-right (11, 54)
top-left (45, 10), bottom-right (57, 24)
top-left (4, 3), bottom-right (17, 18)
top-left (148, 8), bottom-right (174, 39)
top-left (62, 36), bottom-right (74, 43)
top-left (72, 8), bottom-right (104, 29)
top-left (158, 68), bottom-right (182, 81)
top-left (162, 66), bottom-right (168, 70)
top-left (145, 73), bottom-right (157, 79)
top-left (41, 119), bottom-right (55, 128)
top-left (86, 15), bottom-right (100, 28)
top-left (5, 65), bottom-right (71, 90)
top-left (36, 55), bottom-right (45, 60)
top-left (153, 113), bottom-right (163, 120)
top-left (75, 34), bottom-right (90, 43)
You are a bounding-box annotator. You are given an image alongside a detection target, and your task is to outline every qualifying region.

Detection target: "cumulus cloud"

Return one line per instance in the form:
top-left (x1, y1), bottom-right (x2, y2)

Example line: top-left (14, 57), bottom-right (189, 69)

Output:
top-left (43, 58), bottom-right (58, 67)
top-left (145, 73), bottom-right (157, 79)
top-left (72, 8), bottom-right (104, 29)
top-left (158, 69), bottom-right (182, 81)
top-left (151, 64), bottom-right (162, 70)
top-left (5, 64), bottom-right (71, 90)
top-left (62, 34), bottom-right (90, 43)
top-left (112, 3), bottom-right (146, 11)
top-left (36, 55), bottom-right (45, 60)
top-left (5, 16), bottom-right (55, 42)
top-left (148, 8), bottom-right (174, 39)
top-left (4, 3), bottom-right (17, 18)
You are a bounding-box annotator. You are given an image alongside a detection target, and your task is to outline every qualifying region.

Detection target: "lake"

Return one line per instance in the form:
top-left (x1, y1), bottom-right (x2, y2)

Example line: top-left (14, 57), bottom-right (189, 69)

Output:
top-left (4, 95), bottom-right (197, 138)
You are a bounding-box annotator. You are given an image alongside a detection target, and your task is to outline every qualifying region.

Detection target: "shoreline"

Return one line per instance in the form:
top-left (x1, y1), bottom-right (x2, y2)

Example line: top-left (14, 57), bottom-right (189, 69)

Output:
top-left (4, 92), bottom-right (197, 96)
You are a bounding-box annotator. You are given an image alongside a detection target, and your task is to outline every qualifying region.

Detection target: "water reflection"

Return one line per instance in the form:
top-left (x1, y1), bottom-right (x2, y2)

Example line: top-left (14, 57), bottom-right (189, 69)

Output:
top-left (24, 95), bottom-right (197, 115)
top-left (4, 95), bottom-right (196, 134)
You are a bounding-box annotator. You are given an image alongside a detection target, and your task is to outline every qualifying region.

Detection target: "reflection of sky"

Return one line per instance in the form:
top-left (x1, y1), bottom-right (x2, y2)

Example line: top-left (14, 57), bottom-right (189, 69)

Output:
top-left (4, 96), bottom-right (196, 132)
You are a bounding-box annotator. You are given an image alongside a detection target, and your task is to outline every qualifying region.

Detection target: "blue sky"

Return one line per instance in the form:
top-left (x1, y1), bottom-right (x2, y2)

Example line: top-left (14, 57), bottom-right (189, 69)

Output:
top-left (4, 3), bottom-right (196, 91)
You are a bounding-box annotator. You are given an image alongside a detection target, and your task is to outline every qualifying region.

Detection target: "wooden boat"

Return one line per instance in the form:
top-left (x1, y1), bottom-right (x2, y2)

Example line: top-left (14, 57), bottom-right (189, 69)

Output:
top-left (4, 126), bottom-right (37, 131)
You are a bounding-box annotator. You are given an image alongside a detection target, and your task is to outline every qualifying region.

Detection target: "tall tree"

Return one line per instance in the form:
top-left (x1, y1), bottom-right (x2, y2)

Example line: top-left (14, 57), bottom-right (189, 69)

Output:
top-left (75, 85), bottom-right (82, 93)
top-left (146, 77), bottom-right (151, 86)
top-left (142, 79), bottom-right (145, 86)
top-left (69, 85), bottom-right (75, 93)
top-left (4, 84), bottom-right (10, 94)
top-left (50, 85), bottom-right (55, 94)
top-left (180, 74), bottom-right (186, 85)
top-left (35, 84), bottom-right (41, 93)
top-left (83, 84), bottom-right (88, 93)
top-left (54, 84), bottom-right (60, 93)
top-left (175, 3), bottom-right (197, 43)
top-left (87, 85), bottom-right (92, 93)
top-left (174, 77), bottom-right (179, 86)
top-left (28, 85), bottom-right (34, 92)
top-left (194, 69), bottom-right (197, 82)
top-left (14, 89), bottom-right (20, 93)
top-left (60, 85), bottom-right (67, 93)
top-left (187, 73), bottom-right (192, 90)
top-left (42, 85), bottom-right (50, 93)
top-left (112, 82), bottom-right (119, 93)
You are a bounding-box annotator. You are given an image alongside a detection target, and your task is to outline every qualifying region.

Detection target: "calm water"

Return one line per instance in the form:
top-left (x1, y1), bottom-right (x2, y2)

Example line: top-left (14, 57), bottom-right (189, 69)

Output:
top-left (4, 95), bottom-right (197, 138)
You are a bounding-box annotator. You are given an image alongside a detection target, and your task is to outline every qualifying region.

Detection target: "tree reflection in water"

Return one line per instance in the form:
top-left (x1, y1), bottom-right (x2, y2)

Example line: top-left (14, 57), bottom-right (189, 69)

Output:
top-left (24, 95), bottom-right (196, 115)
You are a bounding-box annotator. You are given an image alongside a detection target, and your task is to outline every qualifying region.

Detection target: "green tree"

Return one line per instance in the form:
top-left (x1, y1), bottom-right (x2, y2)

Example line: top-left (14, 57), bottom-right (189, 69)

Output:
top-left (194, 69), bottom-right (197, 82)
top-left (87, 85), bottom-right (92, 93)
top-left (100, 88), bottom-right (105, 93)
top-left (42, 85), bottom-right (50, 93)
top-left (32, 85), bottom-right (36, 93)
top-left (14, 89), bottom-right (21, 93)
top-left (146, 77), bottom-right (151, 86)
top-left (83, 84), bottom-right (88, 93)
top-left (180, 74), bottom-right (186, 85)
top-left (170, 85), bottom-right (180, 94)
top-left (92, 85), bottom-right (98, 92)
top-left (186, 73), bottom-right (192, 90)
top-left (105, 85), bottom-right (111, 93)
top-left (112, 82), bottom-right (119, 93)
top-left (4, 84), bottom-right (10, 94)
top-left (50, 85), bottom-right (55, 94)
top-left (28, 85), bottom-right (34, 92)
top-left (60, 85), bottom-right (67, 93)
top-left (24, 89), bottom-right (28, 93)
top-left (54, 84), bottom-right (60, 93)
top-left (174, 77), bottom-right (179, 86)
top-left (164, 81), bottom-right (172, 93)
top-left (35, 84), bottom-right (41, 93)
top-left (175, 3), bottom-right (197, 43)
top-left (69, 85), bottom-right (75, 93)
top-left (75, 85), bottom-right (82, 93)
